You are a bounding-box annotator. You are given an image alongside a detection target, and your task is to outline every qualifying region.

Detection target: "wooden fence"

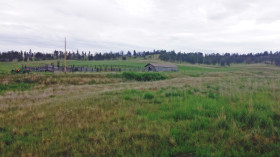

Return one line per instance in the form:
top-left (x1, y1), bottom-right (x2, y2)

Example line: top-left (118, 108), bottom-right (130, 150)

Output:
top-left (24, 64), bottom-right (143, 72)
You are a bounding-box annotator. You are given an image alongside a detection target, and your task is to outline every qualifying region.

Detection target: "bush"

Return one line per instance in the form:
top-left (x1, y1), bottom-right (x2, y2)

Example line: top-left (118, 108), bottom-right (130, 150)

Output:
top-left (144, 93), bottom-right (154, 99)
top-left (122, 72), bottom-right (167, 81)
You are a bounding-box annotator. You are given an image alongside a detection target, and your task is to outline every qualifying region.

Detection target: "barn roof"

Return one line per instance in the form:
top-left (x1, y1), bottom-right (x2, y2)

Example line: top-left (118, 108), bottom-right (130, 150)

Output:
top-left (145, 63), bottom-right (177, 68)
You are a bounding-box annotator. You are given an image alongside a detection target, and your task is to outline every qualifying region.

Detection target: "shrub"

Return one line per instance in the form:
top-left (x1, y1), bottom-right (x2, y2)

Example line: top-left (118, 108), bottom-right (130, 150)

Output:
top-left (144, 93), bottom-right (154, 99)
top-left (208, 91), bottom-right (216, 99)
top-left (122, 72), bottom-right (167, 81)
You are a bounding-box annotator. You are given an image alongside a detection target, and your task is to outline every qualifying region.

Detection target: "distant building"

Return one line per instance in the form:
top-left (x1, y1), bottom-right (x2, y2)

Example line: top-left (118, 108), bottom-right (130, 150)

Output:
top-left (144, 63), bottom-right (178, 72)
top-left (44, 64), bottom-right (59, 72)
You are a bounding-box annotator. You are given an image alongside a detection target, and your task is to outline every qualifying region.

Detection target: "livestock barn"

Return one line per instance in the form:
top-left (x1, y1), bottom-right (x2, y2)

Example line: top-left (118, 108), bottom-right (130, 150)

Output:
top-left (144, 63), bottom-right (178, 72)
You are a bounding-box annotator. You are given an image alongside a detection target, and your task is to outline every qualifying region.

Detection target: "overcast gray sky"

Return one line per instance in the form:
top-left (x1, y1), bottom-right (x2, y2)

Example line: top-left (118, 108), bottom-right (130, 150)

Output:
top-left (1, 0), bottom-right (280, 53)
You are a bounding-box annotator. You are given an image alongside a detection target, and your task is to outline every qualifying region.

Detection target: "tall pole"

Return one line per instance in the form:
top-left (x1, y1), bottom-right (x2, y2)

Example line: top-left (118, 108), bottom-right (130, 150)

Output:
top-left (64, 37), bottom-right (66, 73)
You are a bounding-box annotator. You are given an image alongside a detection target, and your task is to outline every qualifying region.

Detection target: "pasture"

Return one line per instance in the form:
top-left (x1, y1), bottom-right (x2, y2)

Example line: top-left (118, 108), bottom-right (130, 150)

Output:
top-left (0, 59), bottom-right (280, 156)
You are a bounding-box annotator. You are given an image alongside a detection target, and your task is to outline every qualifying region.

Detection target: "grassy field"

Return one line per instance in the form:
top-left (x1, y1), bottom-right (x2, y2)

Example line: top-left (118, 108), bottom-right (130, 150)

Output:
top-left (0, 59), bottom-right (280, 156)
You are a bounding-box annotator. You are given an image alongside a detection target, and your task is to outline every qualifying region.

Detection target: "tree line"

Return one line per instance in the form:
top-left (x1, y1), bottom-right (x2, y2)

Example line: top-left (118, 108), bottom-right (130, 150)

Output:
top-left (1, 49), bottom-right (280, 66)
top-left (0, 50), bottom-right (154, 62)
top-left (158, 50), bottom-right (280, 66)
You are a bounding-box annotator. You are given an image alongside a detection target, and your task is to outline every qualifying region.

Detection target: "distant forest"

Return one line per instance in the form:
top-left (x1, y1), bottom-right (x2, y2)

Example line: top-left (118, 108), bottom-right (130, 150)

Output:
top-left (1, 49), bottom-right (280, 66)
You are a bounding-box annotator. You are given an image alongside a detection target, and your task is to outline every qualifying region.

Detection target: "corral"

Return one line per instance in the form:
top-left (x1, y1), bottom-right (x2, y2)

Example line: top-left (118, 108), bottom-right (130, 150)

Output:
top-left (22, 64), bottom-right (143, 72)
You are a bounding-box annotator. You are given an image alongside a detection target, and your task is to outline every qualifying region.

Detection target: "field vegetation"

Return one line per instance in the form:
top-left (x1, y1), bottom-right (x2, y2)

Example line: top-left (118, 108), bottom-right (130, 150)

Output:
top-left (0, 59), bottom-right (280, 156)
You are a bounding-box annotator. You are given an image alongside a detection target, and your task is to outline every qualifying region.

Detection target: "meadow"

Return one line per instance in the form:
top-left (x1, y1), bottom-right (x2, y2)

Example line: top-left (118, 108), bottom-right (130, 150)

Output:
top-left (0, 59), bottom-right (280, 157)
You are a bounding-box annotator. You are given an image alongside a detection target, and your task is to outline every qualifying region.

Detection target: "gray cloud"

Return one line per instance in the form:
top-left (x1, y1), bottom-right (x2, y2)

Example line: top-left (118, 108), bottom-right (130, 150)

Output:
top-left (0, 0), bottom-right (280, 53)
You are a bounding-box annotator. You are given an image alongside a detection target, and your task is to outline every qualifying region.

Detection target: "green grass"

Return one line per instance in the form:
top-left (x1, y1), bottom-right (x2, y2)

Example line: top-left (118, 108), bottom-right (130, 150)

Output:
top-left (119, 84), bottom-right (280, 156)
top-left (0, 61), bottom-right (280, 156)
top-left (0, 83), bottom-right (33, 94)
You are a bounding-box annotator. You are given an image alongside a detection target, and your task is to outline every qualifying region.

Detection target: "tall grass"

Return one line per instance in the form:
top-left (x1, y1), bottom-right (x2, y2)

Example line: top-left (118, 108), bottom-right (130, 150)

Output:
top-left (0, 63), bottom-right (280, 156)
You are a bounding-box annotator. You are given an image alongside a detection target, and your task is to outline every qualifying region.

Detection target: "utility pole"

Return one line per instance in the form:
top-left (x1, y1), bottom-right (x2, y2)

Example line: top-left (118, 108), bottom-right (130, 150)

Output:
top-left (64, 37), bottom-right (67, 74)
